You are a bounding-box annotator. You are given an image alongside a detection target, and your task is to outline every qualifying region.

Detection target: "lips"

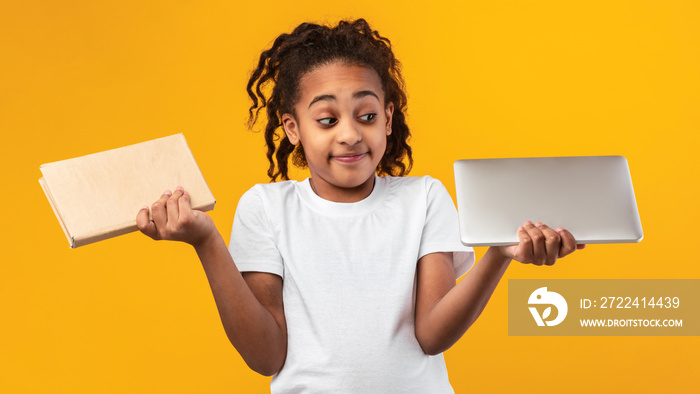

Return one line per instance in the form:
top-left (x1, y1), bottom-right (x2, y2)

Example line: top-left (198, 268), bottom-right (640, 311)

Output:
top-left (331, 152), bottom-right (368, 163)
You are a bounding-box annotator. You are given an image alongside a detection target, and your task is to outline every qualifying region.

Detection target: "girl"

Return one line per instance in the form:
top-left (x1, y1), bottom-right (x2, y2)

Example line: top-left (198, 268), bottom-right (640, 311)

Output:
top-left (136, 19), bottom-right (583, 393)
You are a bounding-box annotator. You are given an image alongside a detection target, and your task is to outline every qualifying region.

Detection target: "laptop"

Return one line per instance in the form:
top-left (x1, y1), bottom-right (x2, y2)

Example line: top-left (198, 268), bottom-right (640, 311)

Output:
top-left (453, 156), bottom-right (643, 246)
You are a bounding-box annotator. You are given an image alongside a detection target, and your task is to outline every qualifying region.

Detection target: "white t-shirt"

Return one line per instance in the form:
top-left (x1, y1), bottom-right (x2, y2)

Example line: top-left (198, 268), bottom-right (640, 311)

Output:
top-left (229, 175), bottom-right (475, 393)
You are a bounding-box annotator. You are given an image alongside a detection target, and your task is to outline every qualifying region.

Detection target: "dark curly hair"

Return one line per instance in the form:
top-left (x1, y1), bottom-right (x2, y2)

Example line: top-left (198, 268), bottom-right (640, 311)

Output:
top-left (246, 18), bottom-right (413, 182)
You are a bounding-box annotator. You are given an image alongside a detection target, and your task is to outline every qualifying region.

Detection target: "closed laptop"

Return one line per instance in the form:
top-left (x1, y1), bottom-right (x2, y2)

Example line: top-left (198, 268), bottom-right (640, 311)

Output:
top-left (453, 156), bottom-right (643, 246)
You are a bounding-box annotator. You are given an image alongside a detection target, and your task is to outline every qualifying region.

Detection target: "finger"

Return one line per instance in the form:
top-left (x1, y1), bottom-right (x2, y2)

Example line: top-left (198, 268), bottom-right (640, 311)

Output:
top-left (151, 190), bottom-right (172, 231)
top-left (524, 221), bottom-right (546, 265)
top-left (536, 223), bottom-right (561, 266)
top-left (167, 186), bottom-right (185, 225)
top-left (577, 244), bottom-right (587, 250)
top-left (555, 227), bottom-right (578, 257)
top-left (179, 190), bottom-right (194, 223)
top-left (515, 224), bottom-right (533, 264)
top-left (136, 206), bottom-right (157, 239)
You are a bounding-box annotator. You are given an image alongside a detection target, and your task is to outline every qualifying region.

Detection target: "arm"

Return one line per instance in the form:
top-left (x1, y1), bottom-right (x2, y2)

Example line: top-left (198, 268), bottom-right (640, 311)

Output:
top-left (414, 248), bottom-right (509, 355)
top-left (414, 221), bottom-right (583, 355)
top-left (136, 187), bottom-right (287, 376)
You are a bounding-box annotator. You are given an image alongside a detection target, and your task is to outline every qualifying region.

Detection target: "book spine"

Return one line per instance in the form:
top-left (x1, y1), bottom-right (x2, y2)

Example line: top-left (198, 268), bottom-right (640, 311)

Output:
top-left (39, 178), bottom-right (75, 248)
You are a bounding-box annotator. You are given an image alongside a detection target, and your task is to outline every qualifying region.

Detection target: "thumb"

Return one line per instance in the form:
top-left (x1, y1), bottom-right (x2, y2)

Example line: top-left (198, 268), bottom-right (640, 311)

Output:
top-left (136, 206), bottom-right (158, 240)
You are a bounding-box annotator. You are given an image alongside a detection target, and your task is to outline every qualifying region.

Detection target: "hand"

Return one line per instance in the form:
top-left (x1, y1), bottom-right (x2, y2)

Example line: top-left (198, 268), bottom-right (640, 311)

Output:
top-left (136, 186), bottom-right (216, 247)
top-left (494, 221), bottom-right (586, 266)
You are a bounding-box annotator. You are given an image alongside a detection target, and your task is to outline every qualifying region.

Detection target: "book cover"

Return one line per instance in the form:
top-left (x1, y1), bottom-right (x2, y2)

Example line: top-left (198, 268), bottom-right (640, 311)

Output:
top-left (39, 133), bottom-right (216, 248)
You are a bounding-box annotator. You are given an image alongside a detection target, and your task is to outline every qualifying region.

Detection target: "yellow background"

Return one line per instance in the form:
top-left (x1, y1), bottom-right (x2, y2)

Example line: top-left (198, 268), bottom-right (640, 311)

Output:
top-left (2, 0), bottom-right (698, 392)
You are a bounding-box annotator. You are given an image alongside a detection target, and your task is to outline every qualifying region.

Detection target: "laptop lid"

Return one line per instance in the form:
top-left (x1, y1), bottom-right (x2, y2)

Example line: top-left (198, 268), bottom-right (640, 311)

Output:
top-left (453, 156), bottom-right (643, 246)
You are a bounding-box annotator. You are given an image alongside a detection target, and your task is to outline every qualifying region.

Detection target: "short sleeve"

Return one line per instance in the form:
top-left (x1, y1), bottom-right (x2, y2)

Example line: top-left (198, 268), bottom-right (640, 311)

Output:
top-left (229, 186), bottom-right (285, 278)
top-left (418, 177), bottom-right (475, 278)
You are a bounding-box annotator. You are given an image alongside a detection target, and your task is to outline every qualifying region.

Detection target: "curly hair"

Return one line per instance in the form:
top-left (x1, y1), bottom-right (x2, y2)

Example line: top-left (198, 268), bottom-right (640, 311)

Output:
top-left (246, 18), bottom-right (413, 182)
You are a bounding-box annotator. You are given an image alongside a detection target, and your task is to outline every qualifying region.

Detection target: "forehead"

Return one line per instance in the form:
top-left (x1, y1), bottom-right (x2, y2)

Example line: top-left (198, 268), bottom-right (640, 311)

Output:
top-left (297, 62), bottom-right (384, 103)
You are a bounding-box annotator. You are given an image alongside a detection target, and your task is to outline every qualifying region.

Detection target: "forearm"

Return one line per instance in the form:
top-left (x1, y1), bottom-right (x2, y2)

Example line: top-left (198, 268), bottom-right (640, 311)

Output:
top-left (193, 231), bottom-right (287, 375)
top-left (417, 248), bottom-right (511, 355)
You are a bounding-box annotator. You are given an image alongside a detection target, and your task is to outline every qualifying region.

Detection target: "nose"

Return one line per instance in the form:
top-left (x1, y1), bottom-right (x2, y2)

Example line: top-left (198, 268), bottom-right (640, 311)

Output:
top-left (335, 120), bottom-right (362, 145)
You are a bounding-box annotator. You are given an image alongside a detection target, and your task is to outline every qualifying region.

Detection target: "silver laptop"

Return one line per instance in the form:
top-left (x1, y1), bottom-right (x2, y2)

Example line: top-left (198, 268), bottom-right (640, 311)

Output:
top-left (453, 156), bottom-right (643, 246)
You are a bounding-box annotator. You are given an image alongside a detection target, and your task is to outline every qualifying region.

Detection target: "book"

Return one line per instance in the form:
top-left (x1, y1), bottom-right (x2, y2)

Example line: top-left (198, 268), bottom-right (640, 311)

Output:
top-left (39, 133), bottom-right (216, 248)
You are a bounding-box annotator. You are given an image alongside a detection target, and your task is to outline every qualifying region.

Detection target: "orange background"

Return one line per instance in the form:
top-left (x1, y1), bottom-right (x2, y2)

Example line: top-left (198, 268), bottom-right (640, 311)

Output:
top-left (1, 1), bottom-right (698, 392)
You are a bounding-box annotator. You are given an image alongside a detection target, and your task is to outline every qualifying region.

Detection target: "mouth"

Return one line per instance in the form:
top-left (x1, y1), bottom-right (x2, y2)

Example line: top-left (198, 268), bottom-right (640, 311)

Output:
top-left (330, 152), bottom-right (368, 163)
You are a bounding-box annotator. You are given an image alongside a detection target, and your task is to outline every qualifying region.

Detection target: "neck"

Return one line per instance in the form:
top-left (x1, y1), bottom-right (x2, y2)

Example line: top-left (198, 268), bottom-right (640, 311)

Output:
top-left (310, 175), bottom-right (376, 203)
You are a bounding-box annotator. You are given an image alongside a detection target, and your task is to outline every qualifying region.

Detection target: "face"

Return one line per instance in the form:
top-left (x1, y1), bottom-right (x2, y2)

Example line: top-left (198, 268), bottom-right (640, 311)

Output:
top-left (282, 61), bottom-right (394, 203)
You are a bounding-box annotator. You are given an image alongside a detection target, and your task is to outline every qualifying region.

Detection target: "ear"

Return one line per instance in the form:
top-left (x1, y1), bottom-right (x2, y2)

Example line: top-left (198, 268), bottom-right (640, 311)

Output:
top-left (385, 102), bottom-right (394, 135)
top-left (282, 113), bottom-right (300, 145)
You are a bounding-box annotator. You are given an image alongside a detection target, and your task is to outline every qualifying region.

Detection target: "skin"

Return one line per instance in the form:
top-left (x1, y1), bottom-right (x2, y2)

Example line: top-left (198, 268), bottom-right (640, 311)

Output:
top-left (281, 62), bottom-right (394, 203)
top-left (136, 60), bottom-right (585, 374)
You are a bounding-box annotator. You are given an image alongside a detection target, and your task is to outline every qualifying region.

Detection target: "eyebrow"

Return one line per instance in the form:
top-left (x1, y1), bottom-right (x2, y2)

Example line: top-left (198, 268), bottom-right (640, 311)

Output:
top-left (307, 90), bottom-right (380, 108)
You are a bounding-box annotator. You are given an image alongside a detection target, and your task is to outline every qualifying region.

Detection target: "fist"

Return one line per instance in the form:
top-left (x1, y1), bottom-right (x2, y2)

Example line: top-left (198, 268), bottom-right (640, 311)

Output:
top-left (136, 186), bottom-right (215, 246)
top-left (497, 221), bottom-right (585, 266)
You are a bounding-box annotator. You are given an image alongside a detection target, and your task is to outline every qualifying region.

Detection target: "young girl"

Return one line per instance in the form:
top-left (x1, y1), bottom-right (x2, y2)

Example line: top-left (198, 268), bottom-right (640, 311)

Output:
top-left (136, 19), bottom-right (582, 393)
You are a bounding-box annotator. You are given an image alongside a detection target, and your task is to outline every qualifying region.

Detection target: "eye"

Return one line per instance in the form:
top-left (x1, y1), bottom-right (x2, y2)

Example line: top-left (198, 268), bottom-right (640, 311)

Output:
top-left (358, 113), bottom-right (377, 122)
top-left (318, 117), bottom-right (338, 126)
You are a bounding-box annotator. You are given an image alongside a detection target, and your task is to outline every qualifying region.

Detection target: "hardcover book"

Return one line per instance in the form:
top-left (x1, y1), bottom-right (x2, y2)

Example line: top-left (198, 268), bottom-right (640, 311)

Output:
top-left (39, 133), bottom-right (216, 248)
